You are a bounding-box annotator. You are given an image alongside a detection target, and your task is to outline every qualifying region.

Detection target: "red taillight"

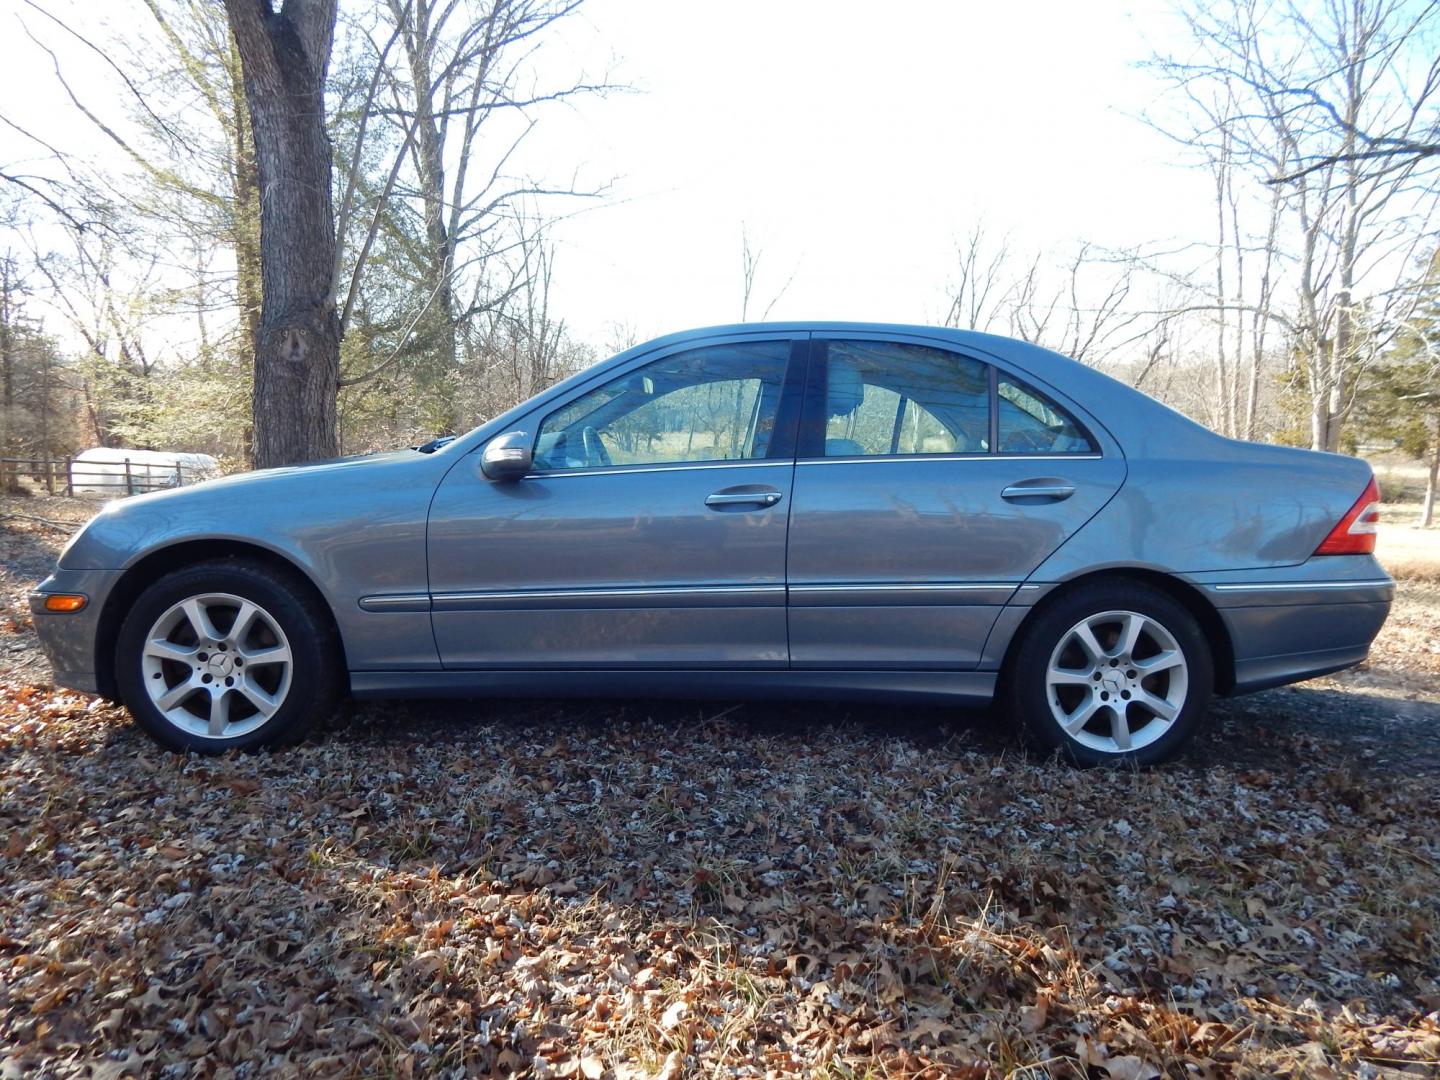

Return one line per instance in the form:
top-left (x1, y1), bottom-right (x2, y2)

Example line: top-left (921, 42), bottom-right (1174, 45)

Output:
top-left (1315, 477), bottom-right (1381, 555)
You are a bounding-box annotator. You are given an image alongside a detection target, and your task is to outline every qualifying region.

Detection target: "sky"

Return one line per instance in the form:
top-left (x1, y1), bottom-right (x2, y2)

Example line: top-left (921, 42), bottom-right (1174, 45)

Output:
top-left (524, 0), bottom-right (1213, 344)
top-left (0, 0), bottom-right (1218, 356)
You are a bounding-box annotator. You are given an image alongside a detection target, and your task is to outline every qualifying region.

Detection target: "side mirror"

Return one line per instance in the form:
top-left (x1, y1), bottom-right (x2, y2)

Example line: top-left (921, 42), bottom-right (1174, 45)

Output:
top-left (480, 430), bottom-right (533, 481)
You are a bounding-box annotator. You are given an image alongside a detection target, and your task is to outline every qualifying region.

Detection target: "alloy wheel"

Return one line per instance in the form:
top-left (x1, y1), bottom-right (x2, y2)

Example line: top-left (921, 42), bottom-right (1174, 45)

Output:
top-left (139, 592), bottom-right (293, 740)
top-left (1045, 609), bottom-right (1189, 755)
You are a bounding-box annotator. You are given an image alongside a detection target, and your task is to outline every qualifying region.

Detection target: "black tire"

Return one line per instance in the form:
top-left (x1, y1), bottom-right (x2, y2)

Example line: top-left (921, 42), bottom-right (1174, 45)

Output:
top-left (1005, 580), bottom-right (1214, 766)
top-left (114, 559), bottom-right (342, 753)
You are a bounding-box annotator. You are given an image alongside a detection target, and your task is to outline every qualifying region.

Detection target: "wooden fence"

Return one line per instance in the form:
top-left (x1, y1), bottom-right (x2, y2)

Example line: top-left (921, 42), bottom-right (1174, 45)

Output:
top-left (0, 456), bottom-right (192, 497)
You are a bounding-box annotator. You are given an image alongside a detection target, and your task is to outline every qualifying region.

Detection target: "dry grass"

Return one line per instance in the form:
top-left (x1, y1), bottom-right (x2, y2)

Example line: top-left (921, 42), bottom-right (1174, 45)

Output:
top-left (1377, 521), bottom-right (1440, 583)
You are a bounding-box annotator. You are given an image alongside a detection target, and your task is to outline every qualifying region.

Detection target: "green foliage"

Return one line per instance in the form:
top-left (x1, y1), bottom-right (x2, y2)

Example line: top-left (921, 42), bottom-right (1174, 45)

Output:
top-left (1358, 252), bottom-right (1440, 462)
top-left (0, 250), bottom-right (84, 466)
top-left (106, 347), bottom-right (251, 463)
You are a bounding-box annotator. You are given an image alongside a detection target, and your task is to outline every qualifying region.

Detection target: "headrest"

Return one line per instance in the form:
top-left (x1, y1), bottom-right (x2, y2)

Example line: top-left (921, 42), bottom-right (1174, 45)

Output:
top-left (827, 360), bottom-right (865, 418)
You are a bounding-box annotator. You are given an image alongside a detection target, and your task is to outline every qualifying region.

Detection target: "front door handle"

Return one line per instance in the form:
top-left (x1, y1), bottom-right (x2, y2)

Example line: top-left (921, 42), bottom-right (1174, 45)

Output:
top-left (1001, 479), bottom-right (1076, 502)
top-left (705, 487), bottom-right (783, 509)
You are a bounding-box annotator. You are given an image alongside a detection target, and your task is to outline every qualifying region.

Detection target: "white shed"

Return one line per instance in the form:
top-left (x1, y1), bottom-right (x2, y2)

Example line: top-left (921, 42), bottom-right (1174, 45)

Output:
top-left (69, 448), bottom-right (221, 496)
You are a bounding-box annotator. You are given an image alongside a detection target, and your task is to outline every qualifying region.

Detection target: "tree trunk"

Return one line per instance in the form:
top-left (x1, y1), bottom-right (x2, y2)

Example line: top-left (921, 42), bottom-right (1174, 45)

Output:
top-left (0, 259), bottom-right (15, 493)
top-left (228, 31), bottom-right (263, 468)
top-left (1245, 182), bottom-right (1282, 442)
top-left (1423, 429), bottom-right (1438, 529)
top-left (395, 0), bottom-right (460, 428)
top-left (0, 259), bottom-right (14, 418)
top-left (39, 346), bottom-right (52, 492)
top-left (1212, 149), bottom-right (1233, 438)
top-left (224, 0), bottom-right (339, 469)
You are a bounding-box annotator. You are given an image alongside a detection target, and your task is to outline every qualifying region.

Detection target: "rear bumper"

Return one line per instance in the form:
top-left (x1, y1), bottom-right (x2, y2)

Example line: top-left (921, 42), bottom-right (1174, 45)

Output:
top-left (1189, 560), bottom-right (1393, 695)
top-left (1230, 646), bottom-right (1375, 694)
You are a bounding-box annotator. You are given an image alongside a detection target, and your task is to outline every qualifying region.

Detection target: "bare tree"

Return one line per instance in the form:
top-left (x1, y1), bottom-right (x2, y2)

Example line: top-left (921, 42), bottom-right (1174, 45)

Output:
top-left (333, 0), bottom-right (612, 428)
top-left (739, 223), bottom-right (796, 322)
top-left (1143, 39), bottom-right (1293, 439)
top-left (25, 215), bottom-right (162, 449)
top-left (943, 222), bottom-right (1018, 334)
top-left (0, 251), bottom-right (23, 475)
top-left (224, 0), bottom-right (341, 467)
top-left (483, 228), bottom-right (575, 408)
top-left (0, 240), bottom-right (79, 485)
top-left (4, 0), bottom-right (613, 462)
top-left (1151, 0), bottom-right (1440, 451)
top-left (941, 229), bottom-right (1150, 369)
top-left (12, 0), bottom-right (265, 461)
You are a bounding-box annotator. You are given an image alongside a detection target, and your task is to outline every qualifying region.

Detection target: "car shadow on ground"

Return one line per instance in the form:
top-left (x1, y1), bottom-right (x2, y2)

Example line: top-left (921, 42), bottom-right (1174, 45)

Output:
top-left (1203, 683), bottom-right (1440, 772)
top-left (311, 681), bottom-right (1440, 774)
top-left (334, 694), bottom-right (1016, 757)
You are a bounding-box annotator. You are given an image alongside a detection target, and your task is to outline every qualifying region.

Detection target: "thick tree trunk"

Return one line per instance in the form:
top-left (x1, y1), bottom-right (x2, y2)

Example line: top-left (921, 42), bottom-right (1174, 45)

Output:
top-left (1311, 400), bottom-right (1345, 454)
top-left (224, 0), bottom-right (339, 469)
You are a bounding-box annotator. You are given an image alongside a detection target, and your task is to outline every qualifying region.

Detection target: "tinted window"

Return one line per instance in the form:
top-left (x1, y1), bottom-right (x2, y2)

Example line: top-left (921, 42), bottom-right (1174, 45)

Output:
top-left (822, 341), bottom-right (989, 456)
top-left (535, 342), bottom-right (790, 471)
top-left (997, 376), bottom-right (1094, 453)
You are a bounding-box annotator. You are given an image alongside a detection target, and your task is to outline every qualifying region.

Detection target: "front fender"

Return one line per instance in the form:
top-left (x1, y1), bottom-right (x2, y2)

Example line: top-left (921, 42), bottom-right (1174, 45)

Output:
top-left (58, 451), bottom-right (448, 673)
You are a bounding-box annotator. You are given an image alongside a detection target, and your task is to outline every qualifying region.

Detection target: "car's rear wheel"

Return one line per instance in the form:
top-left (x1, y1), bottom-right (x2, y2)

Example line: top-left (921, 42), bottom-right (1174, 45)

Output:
top-left (115, 560), bottom-right (341, 753)
top-left (1007, 581), bottom-right (1213, 765)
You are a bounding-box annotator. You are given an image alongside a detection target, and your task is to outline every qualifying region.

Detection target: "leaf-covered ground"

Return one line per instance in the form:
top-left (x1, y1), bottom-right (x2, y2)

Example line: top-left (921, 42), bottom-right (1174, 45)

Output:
top-left (1, 691), bottom-right (1437, 1078)
top-left (0, 497), bottom-right (1438, 1077)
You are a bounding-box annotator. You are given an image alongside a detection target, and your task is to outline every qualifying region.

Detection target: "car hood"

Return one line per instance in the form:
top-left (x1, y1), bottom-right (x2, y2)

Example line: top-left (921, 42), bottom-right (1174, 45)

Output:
top-left (59, 449), bottom-right (443, 571)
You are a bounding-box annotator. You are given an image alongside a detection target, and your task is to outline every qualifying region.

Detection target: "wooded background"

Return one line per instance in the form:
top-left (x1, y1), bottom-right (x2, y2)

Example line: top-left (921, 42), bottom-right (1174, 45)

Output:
top-left (0, 0), bottom-right (1437, 521)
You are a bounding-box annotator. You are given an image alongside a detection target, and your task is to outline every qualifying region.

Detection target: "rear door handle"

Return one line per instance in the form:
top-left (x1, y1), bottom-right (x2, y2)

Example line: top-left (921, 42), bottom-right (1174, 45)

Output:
top-left (1001, 480), bottom-right (1076, 502)
top-left (705, 487), bottom-right (783, 509)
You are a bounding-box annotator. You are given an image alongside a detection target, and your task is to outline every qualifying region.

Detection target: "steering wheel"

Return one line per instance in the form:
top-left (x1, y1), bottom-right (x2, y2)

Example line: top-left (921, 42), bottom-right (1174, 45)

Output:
top-left (580, 426), bottom-right (612, 467)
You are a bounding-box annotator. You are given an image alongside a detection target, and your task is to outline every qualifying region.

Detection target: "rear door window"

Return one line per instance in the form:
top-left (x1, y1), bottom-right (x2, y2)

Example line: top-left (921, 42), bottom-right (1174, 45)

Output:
top-left (820, 341), bottom-right (990, 456)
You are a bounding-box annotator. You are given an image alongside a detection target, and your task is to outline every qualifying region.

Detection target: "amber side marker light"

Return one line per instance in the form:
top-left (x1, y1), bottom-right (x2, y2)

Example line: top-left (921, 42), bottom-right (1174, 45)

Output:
top-left (42, 594), bottom-right (88, 612)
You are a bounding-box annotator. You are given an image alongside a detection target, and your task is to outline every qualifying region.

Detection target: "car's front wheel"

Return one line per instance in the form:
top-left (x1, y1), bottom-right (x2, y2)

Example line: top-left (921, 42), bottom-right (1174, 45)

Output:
top-left (115, 560), bottom-right (341, 753)
top-left (1007, 581), bottom-right (1213, 765)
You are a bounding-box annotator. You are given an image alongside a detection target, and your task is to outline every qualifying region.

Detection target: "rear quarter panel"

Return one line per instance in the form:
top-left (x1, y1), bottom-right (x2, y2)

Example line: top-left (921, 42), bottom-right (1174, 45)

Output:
top-left (1032, 432), bottom-right (1376, 577)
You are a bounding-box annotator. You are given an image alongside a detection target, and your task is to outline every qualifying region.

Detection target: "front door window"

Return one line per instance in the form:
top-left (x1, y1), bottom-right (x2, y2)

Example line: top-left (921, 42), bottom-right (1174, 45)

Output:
top-left (534, 342), bottom-right (791, 471)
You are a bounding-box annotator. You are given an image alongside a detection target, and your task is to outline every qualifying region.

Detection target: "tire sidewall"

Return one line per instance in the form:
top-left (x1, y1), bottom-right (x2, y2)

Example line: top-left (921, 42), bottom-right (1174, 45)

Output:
top-left (1009, 582), bottom-right (1214, 767)
top-left (115, 562), bottom-right (335, 753)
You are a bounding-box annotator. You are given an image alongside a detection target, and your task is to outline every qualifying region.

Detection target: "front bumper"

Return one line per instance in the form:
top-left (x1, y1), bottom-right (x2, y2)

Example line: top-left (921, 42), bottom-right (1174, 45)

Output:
top-left (29, 568), bottom-right (121, 695)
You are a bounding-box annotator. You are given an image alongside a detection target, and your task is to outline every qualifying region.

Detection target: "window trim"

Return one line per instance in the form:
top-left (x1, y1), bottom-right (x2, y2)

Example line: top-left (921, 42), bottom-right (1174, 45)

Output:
top-left (524, 336), bottom-right (810, 477)
top-left (796, 339), bottom-right (1101, 462)
top-left (527, 459), bottom-right (790, 480)
top-left (796, 453), bottom-right (1103, 467)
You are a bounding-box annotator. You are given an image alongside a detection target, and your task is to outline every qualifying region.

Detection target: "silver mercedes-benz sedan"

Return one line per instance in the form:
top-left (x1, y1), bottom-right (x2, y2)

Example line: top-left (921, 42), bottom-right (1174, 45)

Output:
top-left (30, 323), bottom-right (1392, 764)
